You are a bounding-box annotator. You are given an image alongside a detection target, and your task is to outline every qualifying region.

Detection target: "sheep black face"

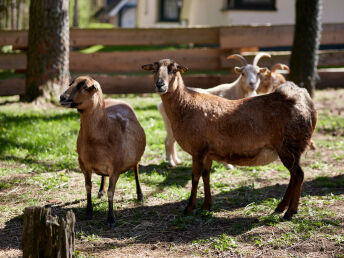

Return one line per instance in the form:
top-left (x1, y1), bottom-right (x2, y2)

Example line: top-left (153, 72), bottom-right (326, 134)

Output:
top-left (142, 59), bottom-right (188, 95)
top-left (60, 76), bottom-right (101, 111)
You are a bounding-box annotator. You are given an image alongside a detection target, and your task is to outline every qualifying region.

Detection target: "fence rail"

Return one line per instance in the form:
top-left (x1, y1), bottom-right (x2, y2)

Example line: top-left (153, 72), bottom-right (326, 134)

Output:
top-left (1, 23), bottom-right (344, 96)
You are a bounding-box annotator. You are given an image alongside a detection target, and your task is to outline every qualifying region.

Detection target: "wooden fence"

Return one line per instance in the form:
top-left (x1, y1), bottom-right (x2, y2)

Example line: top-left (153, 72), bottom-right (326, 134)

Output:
top-left (1, 23), bottom-right (344, 96)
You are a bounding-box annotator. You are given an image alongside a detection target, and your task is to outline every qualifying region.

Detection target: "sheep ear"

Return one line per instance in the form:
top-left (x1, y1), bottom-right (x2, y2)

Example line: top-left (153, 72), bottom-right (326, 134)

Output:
top-left (259, 67), bottom-right (269, 75)
top-left (88, 81), bottom-right (100, 92)
top-left (234, 66), bottom-right (243, 74)
top-left (177, 65), bottom-right (188, 73)
top-left (142, 64), bottom-right (154, 71)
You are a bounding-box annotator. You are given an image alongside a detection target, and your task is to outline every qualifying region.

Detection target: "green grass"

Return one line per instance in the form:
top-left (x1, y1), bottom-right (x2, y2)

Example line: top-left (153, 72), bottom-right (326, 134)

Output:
top-left (0, 90), bottom-right (343, 257)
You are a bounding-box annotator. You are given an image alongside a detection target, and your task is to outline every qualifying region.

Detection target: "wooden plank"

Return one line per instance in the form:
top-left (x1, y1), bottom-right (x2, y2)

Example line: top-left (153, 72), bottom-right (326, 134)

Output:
top-left (0, 78), bottom-right (25, 96)
top-left (220, 50), bottom-right (344, 69)
top-left (2, 70), bottom-right (343, 96)
top-left (2, 23), bottom-right (343, 48)
top-left (0, 49), bottom-right (220, 72)
top-left (0, 30), bottom-right (27, 48)
top-left (220, 23), bottom-right (344, 49)
top-left (2, 49), bottom-right (344, 73)
top-left (0, 53), bottom-right (26, 69)
top-left (70, 49), bottom-right (221, 72)
top-left (0, 28), bottom-right (219, 48)
top-left (70, 28), bottom-right (219, 47)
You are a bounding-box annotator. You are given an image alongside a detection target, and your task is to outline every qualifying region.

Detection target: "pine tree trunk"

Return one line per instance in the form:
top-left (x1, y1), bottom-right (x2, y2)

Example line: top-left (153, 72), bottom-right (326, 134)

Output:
top-left (10, 0), bottom-right (15, 29)
top-left (73, 0), bottom-right (78, 27)
top-left (16, 0), bottom-right (21, 30)
top-left (23, 0), bottom-right (69, 102)
top-left (0, 0), bottom-right (4, 29)
top-left (22, 206), bottom-right (75, 258)
top-left (6, 0), bottom-right (11, 29)
top-left (289, 0), bottom-right (322, 97)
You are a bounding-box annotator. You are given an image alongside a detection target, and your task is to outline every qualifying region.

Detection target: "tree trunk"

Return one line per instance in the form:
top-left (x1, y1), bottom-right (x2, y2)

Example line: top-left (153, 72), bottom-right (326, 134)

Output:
top-left (0, 0), bottom-right (4, 29)
top-left (10, 0), bottom-right (15, 29)
top-left (22, 206), bottom-right (75, 258)
top-left (23, 0), bottom-right (69, 103)
top-left (6, 0), bottom-right (11, 29)
top-left (289, 0), bottom-right (322, 97)
top-left (73, 0), bottom-right (78, 27)
top-left (16, 0), bottom-right (21, 29)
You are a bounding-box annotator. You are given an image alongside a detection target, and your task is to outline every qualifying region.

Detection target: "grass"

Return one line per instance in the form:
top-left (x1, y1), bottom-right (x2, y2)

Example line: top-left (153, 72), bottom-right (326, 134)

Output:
top-left (0, 89), bottom-right (343, 257)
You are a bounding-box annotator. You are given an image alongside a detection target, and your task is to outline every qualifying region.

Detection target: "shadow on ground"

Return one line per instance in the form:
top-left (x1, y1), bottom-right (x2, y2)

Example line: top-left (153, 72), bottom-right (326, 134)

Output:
top-left (1, 173), bottom-right (343, 252)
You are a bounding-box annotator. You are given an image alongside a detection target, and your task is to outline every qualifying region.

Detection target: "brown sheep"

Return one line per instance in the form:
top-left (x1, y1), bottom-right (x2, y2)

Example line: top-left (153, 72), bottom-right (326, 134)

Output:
top-left (60, 76), bottom-right (146, 226)
top-left (257, 63), bottom-right (290, 94)
top-left (142, 59), bottom-right (317, 220)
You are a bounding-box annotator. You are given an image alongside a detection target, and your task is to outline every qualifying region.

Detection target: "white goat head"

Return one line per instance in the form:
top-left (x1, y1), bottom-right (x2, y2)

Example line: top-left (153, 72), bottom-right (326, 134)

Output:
top-left (227, 53), bottom-right (270, 92)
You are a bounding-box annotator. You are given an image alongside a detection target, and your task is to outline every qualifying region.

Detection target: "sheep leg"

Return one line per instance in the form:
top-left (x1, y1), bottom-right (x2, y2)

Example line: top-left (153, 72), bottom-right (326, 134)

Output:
top-left (98, 176), bottom-right (107, 199)
top-left (171, 137), bottom-right (181, 165)
top-left (165, 134), bottom-right (176, 167)
top-left (283, 164), bottom-right (304, 220)
top-left (83, 172), bottom-right (93, 219)
top-left (201, 158), bottom-right (213, 211)
top-left (184, 156), bottom-right (203, 215)
top-left (107, 173), bottom-right (120, 227)
top-left (133, 164), bottom-right (143, 201)
top-left (274, 176), bottom-right (295, 213)
top-left (158, 102), bottom-right (180, 166)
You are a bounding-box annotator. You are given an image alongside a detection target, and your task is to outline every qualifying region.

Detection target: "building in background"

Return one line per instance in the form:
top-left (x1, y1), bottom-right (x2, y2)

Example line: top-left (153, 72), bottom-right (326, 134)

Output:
top-left (94, 0), bottom-right (137, 28)
top-left (136, 0), bottom-right (344, 27)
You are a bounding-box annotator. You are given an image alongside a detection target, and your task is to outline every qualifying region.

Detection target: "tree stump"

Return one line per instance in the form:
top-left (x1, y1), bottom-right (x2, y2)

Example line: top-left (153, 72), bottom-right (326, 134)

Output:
top-left (22, 206), bottom-right (75, 258)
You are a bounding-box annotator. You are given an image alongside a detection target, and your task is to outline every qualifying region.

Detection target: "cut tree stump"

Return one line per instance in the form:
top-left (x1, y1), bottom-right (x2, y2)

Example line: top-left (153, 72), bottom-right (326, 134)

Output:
top-left (22, 206), bottom-right (75, 258)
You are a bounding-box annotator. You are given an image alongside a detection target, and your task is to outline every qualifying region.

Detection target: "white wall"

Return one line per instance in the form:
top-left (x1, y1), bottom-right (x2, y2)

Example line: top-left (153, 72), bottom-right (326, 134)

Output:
top-left (137, 0), bottom-right (344, 27)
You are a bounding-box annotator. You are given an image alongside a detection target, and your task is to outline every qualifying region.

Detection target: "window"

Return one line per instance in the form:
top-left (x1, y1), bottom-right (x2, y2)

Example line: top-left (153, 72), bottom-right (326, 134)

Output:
top-left (226, 0), bottom-right (276, 11)
top-left (160, 0), bottom-right (182, 22)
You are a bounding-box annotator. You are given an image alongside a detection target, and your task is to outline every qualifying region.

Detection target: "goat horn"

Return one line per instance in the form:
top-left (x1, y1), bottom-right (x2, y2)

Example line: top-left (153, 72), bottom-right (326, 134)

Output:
top-left (226, 54), bottom-right (248, 65)
top-left (271, 64), bottom-right (290, 73)
top-left (253, 52), bottom-right (271, 66)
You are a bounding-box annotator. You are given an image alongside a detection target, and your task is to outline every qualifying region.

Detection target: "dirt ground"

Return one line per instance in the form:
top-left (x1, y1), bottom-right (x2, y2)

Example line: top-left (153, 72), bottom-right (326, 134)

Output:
top-left (0, 89), bottom-right (343, 257)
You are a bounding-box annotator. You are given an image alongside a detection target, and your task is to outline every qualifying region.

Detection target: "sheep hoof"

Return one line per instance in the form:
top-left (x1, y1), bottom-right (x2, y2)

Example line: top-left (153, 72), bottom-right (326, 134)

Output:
top-left (167, 160), bottom-right (176, 167)
top-left (86, 213), bottom-right (93, 220)
top-left (107, 217), bottom-right (116, 227)
top-left (273, 207), bottom-right (285, 214)
top-left (183, 205), bottom-right (195, 215)
top-left (98, 191), bottom-right (105, 199)
top-left (137, 193), bottom-right (144, 202)
top-left (283, 210), bottom-right (297, 220)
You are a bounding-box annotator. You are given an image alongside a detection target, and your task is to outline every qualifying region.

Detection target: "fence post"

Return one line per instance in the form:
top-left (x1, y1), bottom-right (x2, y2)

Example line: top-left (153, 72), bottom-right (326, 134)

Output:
top-left (22, 206), bottom-right (75, 258)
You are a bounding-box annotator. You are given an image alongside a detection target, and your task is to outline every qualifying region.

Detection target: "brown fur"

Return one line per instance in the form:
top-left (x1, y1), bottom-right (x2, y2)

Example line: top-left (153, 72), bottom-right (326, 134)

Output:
top-left (60, 76), bottom-right (146, 226)
top-left (142, 59), bottom-right (317, 220)
top-left (258, 64), bottom-right (289, 94)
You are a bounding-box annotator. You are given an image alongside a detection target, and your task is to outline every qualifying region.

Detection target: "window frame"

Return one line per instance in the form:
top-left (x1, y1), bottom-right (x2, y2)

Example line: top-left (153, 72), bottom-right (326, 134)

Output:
top-left (159, 0), bottom-right (181, 22)
top-left (226, 0), bottom-right (277, 11)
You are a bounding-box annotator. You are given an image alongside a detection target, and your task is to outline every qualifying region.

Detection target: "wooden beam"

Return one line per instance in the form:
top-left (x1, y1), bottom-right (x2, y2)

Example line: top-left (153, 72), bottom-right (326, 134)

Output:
top-left (70, 27), bottom-right (219, 47)
top-left (220, 23), bottom-right (344, 49)
top-left (0, 30), bottom-right (27, 48)
top-left (1, 49), bottom-right (344, 73)
top-left (1, 70), bottom-right (343, 96)
top-left (2, 23), bottom-right (343, 48)
top-left (70, 49), bottom-right (221, 72)
top-left (220, 50), bottom-right (344, 69)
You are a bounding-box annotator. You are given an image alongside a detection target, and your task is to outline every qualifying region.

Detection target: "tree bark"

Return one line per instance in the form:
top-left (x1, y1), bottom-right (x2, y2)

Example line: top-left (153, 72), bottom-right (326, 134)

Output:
top-left (23, 0), bottom-right (69, 102)
top-left (289, 0), bottom-right (322, 97)
top-left (22, 206), bottom-right (75, 258)
top-left (16, 0), bottom-right (21, 29)
top-left (0, 0), bottom-right (4, 29)
top-left (73, 0), bottom-right (78, 27)
top-left (6, 0), bottom-right (11, 29)
top-left (10, 0), bottom-right (15, 29)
